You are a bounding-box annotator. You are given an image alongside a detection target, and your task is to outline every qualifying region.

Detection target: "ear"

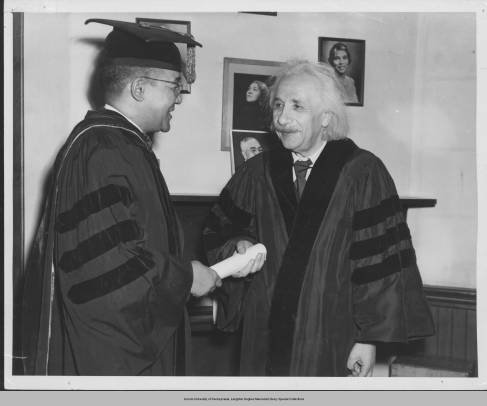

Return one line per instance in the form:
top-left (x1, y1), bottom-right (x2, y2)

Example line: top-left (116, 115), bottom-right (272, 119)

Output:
top-left (130, 78), bottom-right (146, 102)
top-left (320, 111), bottom-right (332, 127)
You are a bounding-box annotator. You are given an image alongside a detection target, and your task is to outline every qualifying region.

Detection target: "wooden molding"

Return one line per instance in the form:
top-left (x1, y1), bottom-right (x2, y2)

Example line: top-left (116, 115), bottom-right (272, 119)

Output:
top-left (171, 195), bottom-right (437, 209)
top-left (423, 284), bottom-right (476, 309)
top-left (171, 195), bottom-right (218, 204)
top-left (400, 198), bottom-right (437, 209)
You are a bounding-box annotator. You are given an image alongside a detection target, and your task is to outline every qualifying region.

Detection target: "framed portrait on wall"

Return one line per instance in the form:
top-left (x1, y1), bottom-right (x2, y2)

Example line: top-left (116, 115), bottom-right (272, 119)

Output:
top-left (221, 57), bottom-right (283, 151)
top-left (135, 17), bottom-right (197, 94)
top-left (231, 131), bottom-right (280, 174)
top-left (318, 37), bottom-right (366, 106)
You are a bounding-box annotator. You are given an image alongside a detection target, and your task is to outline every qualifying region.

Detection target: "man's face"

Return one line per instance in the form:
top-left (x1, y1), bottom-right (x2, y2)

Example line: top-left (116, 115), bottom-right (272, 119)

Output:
top-left (143, 69), bottom-right (182, 133)
top-left (272, 74), bottom-right (327, 157)
top-left (240, 137), bottom-right (263, 161)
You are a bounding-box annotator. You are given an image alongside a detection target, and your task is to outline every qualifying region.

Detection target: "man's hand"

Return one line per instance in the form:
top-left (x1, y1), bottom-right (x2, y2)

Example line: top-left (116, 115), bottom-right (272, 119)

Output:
top-left (346, 343), bottom-right (376, 377)
top-left (232, 240), bottom-right (266, 278)
top-left (190, 261), bottom-right (222, 297)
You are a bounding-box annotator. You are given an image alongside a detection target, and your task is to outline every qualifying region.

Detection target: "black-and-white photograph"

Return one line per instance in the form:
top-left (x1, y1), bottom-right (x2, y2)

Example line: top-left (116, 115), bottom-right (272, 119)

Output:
top-left (231, 131), bottom-right (280, 173)
top-left (318, 37), bottom-right (365, 106)
top-left (232, 73), bottom-right (273, 131)
top-left (221, 57), bottom-right (283, 150)
top-left (2, 1), bottom-right (485, 395)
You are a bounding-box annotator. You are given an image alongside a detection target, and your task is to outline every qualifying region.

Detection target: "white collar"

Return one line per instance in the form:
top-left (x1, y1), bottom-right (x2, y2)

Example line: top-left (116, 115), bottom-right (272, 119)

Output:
top-left (104, 104), bottom-right (144, 134)
top-left (292, 141), bottom-right (327, 165)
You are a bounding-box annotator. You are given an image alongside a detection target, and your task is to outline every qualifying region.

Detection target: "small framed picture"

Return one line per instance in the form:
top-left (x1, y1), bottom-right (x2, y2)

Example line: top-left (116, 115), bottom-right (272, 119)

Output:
top-left (231, 131), bottom-right (281, 174)
top-left (318, 37), bottom-right (366, 106)
top-left (221, 57), bottom-right (283, 151)
top-left (136, 17), bottom-right (196, 94)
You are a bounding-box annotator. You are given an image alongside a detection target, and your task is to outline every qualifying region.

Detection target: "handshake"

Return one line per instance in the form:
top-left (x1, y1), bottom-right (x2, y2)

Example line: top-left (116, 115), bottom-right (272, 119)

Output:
top-left (190, 240), bottom-right (266, 297)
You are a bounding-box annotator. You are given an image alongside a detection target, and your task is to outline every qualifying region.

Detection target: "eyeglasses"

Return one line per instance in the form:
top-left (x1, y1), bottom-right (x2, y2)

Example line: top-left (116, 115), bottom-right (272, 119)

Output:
top-left (140, 76), bottom-right (182, 96)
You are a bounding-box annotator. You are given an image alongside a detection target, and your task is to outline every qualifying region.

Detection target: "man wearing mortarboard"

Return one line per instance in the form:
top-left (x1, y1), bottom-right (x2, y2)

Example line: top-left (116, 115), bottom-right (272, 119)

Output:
top-left (21, 19), bottom-right (221, 376)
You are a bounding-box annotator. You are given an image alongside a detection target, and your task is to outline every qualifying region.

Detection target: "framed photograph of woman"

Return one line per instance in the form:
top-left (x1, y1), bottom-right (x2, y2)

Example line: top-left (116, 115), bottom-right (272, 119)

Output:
top-left (318, 37), bottom-right (366, 106)
top-left (221, 57), bottom-right (283, 151)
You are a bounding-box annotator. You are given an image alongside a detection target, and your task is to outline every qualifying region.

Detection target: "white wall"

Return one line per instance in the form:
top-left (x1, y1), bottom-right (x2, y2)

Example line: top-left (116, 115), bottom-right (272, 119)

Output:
top-left (24, 13), bottom-right (72, 242)
top-left (408, 13), bottom-right (477, 288)
top-left (22, 12), bottom-right (476, 288)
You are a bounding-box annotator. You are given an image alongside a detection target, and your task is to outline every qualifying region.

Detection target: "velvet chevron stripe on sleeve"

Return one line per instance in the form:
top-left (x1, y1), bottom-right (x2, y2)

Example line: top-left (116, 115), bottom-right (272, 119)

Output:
top-left (58, 219), bottom-right (141, 273)
top-left (350, 194), bottom-right (415, 285)
top-left (55, 184), bottom-right (133, 233)
top-left (67, 248), bottom-right (155, 304)
top-left (350, 222), bottom-right (411, 260)
top-left (352, 195), bottom-right (402, 230)
top-left (351, 248), bottom-right (414, 285)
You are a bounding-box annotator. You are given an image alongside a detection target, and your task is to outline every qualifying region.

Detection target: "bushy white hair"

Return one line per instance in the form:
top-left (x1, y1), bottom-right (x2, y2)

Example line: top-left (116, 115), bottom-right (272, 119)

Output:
top-left (269, 60), bottom-right (349, 140)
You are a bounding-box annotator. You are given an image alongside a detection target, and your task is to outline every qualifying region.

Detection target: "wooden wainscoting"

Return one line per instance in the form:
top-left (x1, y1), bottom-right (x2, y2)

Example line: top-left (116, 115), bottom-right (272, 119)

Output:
top-left (422, 285), bottom-right (477, 363)
top-left (383, 285), bottom-right (477, 377)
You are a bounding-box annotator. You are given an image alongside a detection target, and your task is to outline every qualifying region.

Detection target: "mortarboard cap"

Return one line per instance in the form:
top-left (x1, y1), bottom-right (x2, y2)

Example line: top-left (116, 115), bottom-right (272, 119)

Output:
top-left (85, 18), bottom-right (202, 73)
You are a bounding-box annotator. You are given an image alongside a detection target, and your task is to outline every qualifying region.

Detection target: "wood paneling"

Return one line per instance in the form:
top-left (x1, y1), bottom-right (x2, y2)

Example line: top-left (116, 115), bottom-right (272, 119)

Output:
top-left (422, 285), bottom-right (477, 363)
top-left (384, 285), bottom-right (477, 377)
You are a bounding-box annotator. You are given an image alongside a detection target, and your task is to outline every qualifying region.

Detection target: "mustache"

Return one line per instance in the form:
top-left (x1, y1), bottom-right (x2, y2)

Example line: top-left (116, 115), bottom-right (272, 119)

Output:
top-left (274, 125), bottom-right (299, 133)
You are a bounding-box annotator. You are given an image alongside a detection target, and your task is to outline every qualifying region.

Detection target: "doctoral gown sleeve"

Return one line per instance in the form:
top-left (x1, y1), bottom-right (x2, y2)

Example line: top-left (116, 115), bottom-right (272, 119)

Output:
top-left (349, 156), bottom-right (435, 343)
top-left (55, 131), bottom-right (192, 373)
top-left (203, 164), bottom-right (259, 332)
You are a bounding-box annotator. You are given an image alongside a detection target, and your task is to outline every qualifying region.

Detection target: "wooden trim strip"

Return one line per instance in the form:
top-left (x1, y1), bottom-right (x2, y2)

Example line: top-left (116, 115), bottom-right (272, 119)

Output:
top-left (400, 198), bottom-right (437, 209)
top-left (423, 285), bottom-right (476, 308)
top-left (171, 195), bottom-right (437, 209)
top-left (171, 195), bottom-right (219, 204)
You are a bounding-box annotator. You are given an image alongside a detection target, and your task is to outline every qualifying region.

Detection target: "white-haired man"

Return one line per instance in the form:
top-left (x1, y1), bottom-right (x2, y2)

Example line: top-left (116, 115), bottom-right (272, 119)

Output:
top-left (204, 60), bottom-right (434, 376)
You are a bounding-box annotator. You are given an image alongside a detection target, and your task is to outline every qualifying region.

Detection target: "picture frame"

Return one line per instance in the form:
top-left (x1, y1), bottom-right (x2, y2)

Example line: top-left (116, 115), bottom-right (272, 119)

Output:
top-left (221, 57), bottom-right (283, 151)
top-left (135, 17), bottom-right (196, 94)
top-left (318, 37), bottom-right (366, 106)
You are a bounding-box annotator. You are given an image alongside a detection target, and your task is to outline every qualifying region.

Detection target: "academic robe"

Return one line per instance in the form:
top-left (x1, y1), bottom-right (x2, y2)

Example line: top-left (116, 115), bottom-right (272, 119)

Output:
top-left (204, 138), bottom-right (434, 376)
top-left (22, 109), bottom-right (193, 375)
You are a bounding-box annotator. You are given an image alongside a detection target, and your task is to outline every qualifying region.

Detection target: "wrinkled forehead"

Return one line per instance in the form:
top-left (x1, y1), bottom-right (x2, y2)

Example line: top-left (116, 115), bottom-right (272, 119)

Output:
top-left (274, 73), bottom-right (321, 101)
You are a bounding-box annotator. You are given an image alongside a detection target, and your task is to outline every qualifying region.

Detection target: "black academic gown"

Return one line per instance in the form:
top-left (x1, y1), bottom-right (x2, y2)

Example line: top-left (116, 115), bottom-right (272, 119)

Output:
top-left (204, 139), bottom-right (435, 376)
top-left (22, 109), bottom-right (193, 375)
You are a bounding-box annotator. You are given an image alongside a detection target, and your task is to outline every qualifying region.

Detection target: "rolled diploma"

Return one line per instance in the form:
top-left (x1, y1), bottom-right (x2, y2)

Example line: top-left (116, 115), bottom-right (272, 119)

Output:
top-left (210, 243), bottom-right (267, 279)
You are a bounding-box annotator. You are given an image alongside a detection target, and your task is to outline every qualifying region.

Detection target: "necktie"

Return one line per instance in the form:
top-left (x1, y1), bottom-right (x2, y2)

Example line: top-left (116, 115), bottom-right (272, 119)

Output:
top-left (294, 159), bottom-right (312, 199)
